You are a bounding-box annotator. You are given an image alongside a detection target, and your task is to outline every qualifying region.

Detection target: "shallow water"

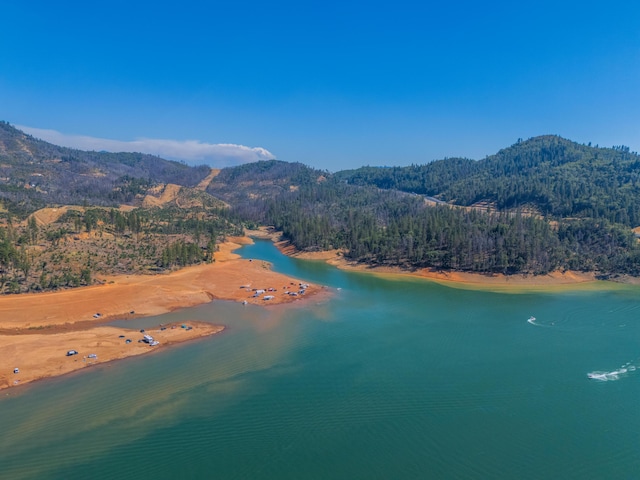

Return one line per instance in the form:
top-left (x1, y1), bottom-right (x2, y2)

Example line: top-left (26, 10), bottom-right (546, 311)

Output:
top-left (2, 240), bottom-right (639, 479)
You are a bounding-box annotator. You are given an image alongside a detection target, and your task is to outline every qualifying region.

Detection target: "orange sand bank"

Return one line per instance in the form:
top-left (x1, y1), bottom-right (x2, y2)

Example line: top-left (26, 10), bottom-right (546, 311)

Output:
top-left (330, 260), bottom-right (599, 287)
top-left (0, 237), bottom-right (322, 391)
top-left (1, 322), bottom-right (223, 390)
top-left (0, 237), bottom-right (320, 330)
top-left (273, 238), bottom-right (603, 290)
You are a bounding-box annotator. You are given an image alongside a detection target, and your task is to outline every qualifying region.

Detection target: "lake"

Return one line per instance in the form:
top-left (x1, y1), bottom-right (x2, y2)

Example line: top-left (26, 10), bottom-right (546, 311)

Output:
top-left (1, 240), bottom-right (639, 479)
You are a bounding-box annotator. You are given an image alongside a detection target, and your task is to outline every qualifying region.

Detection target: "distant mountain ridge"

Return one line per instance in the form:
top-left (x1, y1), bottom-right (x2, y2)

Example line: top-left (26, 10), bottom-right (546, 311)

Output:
top-left (336, 135), bottom-right (640, 227)
top-left (3, 121), bottom-right (639, 228)
top-left (0, 121), bottom-right (210, 214)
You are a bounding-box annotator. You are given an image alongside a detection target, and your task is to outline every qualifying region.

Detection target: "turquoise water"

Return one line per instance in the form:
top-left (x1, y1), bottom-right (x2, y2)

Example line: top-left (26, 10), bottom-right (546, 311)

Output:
top-left (1, 240), bottom-right (640, 479)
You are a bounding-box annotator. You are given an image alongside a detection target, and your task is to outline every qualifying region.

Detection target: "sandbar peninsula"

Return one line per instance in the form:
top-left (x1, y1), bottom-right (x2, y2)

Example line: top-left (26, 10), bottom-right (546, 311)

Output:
top-left (0, 236), bottom-right (322, 390)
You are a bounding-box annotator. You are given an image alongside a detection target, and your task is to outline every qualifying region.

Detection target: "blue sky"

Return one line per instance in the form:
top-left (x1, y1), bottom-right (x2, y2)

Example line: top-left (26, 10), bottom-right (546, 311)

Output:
top-left (1, 0), bottom-right (639, 170)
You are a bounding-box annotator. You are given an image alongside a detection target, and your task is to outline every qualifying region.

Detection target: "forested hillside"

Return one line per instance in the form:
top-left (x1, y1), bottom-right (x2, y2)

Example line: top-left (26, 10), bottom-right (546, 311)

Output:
top-left (206, 160), bottom-right (322, 200)
top-left (0, 202), bottom-right (243, 293)
top-left (0, 122), bottom-right (241, 293)
top-left (219, 155), bottom-right (640, 277)
top-left (337, 136), bottom-right (640, 227)
top-left (2, 121), bottom-right (640, 284)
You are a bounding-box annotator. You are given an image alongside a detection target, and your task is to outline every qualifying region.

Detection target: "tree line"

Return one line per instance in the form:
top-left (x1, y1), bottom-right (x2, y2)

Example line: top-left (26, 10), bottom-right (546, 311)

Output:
top-left (232, 172), bottom-right (640, 276)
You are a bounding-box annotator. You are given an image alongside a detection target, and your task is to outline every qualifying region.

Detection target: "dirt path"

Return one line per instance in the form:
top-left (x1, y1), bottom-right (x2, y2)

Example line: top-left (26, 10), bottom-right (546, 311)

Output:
top-left (142, 183), bottom-right (182, 207)
top-left (196, 168), bottom-right (220, 191)
top-left (28, 206), bottom-right (84, 226)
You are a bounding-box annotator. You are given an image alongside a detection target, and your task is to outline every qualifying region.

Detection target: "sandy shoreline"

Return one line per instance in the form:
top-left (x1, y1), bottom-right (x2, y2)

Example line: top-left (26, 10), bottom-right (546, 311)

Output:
top-left (0, 236), bottom-right (323, 391)
top-left (2, 321), bottom-right (223, 390)
top-left (3, 231), bottom-right (632, 391)
top-left (269, 235), bottom-right (625, 291)
top-left (325, 258), bottom-right (601, 290)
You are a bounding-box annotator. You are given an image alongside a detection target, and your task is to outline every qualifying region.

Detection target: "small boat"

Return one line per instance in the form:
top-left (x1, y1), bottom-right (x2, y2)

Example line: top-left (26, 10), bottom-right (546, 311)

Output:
top-left (527, 316), bottom-right (536, 324)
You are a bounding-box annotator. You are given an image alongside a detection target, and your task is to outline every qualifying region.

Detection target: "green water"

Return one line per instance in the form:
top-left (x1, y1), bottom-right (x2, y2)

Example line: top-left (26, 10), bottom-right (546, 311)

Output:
top-left (2, 240), bottom-right (640, 479)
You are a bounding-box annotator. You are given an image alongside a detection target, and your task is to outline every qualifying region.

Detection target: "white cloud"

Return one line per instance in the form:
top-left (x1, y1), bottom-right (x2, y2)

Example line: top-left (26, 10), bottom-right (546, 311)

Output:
top-left (17, 125), bottom-right (275, 167)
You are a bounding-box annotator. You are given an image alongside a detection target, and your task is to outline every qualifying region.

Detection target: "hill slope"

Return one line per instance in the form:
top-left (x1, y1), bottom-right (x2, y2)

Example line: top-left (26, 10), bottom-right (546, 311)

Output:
top-left (0, 122), bottom-right (211, 215)
top-left (214, 142), bottom-right (640, 277)
top-left (0, 122), bottom-right (238, 294)
top-left (3, 122), bottom-right (640, 280)
top-left (337, 136), bottom-right (640, 226)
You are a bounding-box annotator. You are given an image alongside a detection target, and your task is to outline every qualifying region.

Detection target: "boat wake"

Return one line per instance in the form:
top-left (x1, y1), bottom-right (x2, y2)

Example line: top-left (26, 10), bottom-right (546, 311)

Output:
top-left (587, 362), bottom-right (637, 381)
top-left (526, 316), bottom-right (552, 327)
